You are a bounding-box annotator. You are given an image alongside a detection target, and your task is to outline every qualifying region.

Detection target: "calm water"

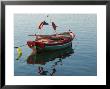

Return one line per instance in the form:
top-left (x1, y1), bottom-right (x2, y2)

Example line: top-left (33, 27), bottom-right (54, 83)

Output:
top-left (14, 14), bottom-right (97, 76)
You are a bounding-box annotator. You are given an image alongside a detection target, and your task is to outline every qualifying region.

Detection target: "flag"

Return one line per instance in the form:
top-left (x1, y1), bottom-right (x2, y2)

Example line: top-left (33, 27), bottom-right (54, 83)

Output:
top-left (43, 21), bottom-right (49, 25)
top-left (52, 22), bottom-right (57, 30)
top-left (38, 21), bottom-right (44, 29)
top-left (38, 21), bottom-right (49, 29)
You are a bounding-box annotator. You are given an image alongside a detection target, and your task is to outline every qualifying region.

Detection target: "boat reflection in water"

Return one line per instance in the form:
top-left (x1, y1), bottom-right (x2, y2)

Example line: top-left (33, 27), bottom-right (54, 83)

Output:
top-left (27, 45), bottom-right (74, 76)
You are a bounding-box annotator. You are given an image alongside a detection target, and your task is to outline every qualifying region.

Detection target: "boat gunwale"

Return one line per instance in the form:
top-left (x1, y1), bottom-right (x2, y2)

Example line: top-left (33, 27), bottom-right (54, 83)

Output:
top-left (27, 32), bottom-right (75, 48)
top-left (36, 32), bottom-right (74, 46)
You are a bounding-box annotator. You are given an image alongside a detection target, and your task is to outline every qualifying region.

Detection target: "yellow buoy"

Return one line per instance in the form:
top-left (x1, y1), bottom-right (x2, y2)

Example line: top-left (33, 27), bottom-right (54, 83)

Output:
top-left (16, 47), bottom-right (22, 60)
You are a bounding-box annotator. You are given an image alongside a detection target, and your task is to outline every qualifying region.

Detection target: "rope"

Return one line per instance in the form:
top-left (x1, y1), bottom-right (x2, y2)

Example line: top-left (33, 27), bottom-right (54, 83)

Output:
top-left (44, 24), bottom-right (71, 30)
top-left (73, 37), bottom-right (79, 51)
top-left (14, 44), bottom-right (27, 48)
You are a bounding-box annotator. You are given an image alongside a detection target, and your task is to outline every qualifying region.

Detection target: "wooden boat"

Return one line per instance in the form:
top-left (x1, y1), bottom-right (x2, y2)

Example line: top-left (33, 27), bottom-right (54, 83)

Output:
top-left (27, 32), bottom-right (75, 52)
top-left (27, 46), bottom-right (74, 65)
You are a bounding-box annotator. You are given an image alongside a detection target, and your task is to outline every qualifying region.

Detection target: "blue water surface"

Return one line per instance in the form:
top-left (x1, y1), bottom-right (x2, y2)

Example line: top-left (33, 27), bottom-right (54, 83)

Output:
top-left (14, 14), bottom-right (97, 76)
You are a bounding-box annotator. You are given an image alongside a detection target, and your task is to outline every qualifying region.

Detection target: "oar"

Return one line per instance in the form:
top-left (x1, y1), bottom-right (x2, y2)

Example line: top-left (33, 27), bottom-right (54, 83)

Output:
top-left (28, 35), bottom-right (36, 36)
top-left (28, 34), bottom-right (38, 36)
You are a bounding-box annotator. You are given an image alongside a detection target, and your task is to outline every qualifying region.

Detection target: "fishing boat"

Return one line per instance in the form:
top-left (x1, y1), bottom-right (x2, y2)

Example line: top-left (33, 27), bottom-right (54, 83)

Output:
top-left (27, 32), bottom-right (75, 52)
top-left (27, 17), bottom-right (75, 52)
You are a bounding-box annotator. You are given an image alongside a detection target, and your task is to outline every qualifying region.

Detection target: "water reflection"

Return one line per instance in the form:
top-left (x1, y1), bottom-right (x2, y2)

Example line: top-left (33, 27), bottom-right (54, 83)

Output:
top-left (27, 46), bottom-right (74, 76)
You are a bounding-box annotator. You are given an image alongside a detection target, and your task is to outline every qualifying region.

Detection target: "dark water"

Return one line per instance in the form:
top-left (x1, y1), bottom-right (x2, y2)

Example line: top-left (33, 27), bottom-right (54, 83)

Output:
top-left (14, 14), bottom-right (97, 76)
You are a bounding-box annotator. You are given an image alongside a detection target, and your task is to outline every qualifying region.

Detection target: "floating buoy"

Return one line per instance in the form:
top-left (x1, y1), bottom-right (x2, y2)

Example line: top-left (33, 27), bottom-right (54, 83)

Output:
top-left (16, 47), bottom-right (22, 60)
